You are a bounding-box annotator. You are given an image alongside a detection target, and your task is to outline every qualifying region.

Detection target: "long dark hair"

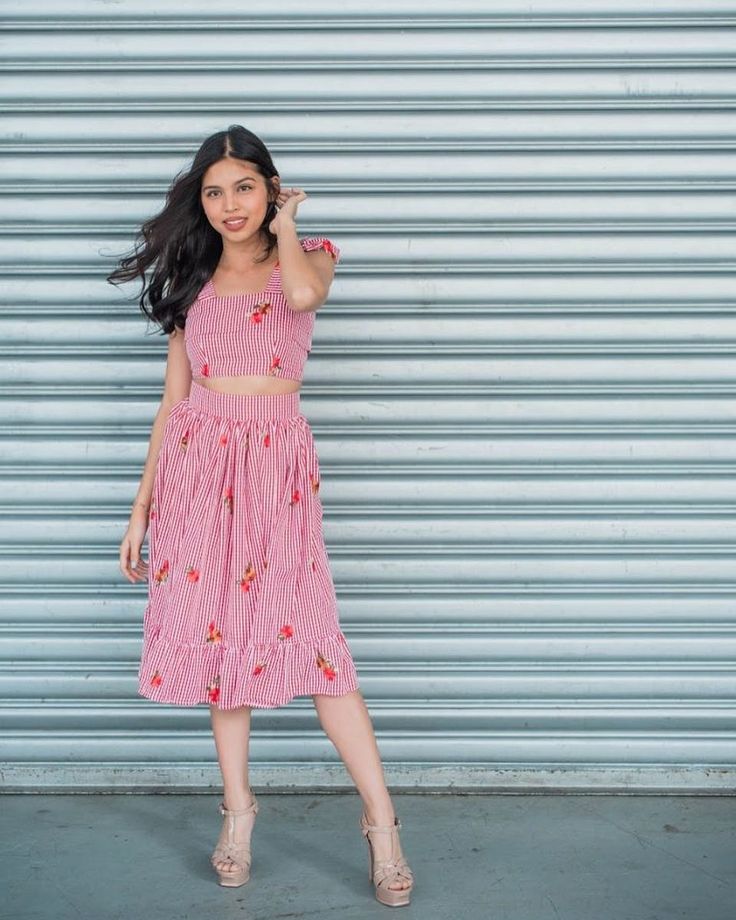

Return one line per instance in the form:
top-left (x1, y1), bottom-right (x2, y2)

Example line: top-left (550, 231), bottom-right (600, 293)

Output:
top-left (106, 125), bottom-right (280, 335)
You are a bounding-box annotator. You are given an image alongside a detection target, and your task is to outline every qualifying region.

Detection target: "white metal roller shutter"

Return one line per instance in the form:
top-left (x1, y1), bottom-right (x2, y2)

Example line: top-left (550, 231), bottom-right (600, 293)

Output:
top-left (1, 0), bottom-right (735, 792)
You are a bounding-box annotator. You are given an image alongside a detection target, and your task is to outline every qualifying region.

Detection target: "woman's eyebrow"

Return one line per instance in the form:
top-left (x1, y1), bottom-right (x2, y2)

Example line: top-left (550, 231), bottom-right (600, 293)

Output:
top-left (202, 177), bottom-right (257, 190)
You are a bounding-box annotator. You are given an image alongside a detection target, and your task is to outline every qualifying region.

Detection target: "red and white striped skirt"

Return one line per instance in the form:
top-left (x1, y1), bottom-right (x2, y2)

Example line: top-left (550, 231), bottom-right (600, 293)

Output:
top-left (137, 380), bottom-right (361, 709)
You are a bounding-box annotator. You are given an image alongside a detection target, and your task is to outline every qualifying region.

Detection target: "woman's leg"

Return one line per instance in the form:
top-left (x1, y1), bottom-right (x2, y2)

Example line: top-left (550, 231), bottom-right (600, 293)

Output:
top-left (210, 704), bottom-right (256, 874)
top-left (312, 689), bottom-right (411, 891)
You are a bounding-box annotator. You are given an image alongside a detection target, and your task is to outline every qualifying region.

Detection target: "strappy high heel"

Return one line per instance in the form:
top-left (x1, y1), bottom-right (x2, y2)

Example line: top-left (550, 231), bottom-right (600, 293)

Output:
top-left (211, 793), bottom-right (259, 887)
top-left (359, 811), bottom-right (414, 907)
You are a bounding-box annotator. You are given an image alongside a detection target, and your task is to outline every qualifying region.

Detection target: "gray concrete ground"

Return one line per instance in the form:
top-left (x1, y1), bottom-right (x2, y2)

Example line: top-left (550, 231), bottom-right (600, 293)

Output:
top-left (0, 792), bottom-right (734, 920)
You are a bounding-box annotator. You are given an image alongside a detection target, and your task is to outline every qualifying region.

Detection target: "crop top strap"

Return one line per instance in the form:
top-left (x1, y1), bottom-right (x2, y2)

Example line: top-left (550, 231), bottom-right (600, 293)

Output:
top-left (299, 235), bottom-right (341, 265)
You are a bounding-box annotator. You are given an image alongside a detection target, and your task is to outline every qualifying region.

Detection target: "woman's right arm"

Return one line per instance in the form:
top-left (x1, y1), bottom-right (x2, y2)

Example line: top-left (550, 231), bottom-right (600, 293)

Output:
top-left (119, 327), bottom-right (192, 583)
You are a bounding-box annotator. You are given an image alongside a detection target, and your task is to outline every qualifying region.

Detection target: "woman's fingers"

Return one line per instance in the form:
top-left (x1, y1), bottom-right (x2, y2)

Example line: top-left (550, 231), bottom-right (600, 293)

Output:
top-left (120, 536), bottom-right (148, 582)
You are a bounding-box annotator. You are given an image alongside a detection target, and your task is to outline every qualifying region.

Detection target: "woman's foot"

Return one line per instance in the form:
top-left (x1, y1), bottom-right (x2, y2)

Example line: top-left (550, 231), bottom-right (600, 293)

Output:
top-left (211, 790), bottom-right (258, 883)
top-left (362, 808), bottom-right (413, 893)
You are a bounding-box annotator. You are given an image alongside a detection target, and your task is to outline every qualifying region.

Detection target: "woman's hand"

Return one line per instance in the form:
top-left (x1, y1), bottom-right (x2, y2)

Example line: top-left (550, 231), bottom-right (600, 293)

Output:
top-left (269, 186), bottom-right (307, 235)
top-left (120, 507), bottom-right (150, 583)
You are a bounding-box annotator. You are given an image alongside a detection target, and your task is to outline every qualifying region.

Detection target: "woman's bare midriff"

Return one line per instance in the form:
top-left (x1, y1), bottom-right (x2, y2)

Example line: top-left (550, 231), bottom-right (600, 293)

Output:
top-left (193, 375), bottom-right (301, 395)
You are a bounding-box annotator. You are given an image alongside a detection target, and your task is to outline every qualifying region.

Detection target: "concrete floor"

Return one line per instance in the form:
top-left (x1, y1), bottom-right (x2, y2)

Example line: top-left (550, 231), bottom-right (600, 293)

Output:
top-left (1, 792), bottom-right (734, 920)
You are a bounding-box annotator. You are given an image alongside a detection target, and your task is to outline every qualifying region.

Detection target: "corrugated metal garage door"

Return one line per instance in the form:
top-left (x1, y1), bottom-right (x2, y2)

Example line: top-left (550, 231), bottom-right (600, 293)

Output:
top-left (1, 1), bottom-right (735, 792)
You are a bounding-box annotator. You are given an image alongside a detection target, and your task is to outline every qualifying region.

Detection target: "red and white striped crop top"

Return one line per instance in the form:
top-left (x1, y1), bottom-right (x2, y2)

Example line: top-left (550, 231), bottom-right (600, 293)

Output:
top-left (184, 235), bottom-right (341, 382)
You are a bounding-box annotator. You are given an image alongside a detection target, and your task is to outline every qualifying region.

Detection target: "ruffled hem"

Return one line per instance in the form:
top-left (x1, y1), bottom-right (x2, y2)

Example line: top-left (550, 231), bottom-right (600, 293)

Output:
top-left (137, 628), bottom-right (360, 709)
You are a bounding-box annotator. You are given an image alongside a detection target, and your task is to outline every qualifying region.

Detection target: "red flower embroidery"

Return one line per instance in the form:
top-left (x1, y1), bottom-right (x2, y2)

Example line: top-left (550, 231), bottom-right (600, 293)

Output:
top-left (151, 670), bottom-right (162, 687)
top-left (207, 676), bottom-right (220, 703)
top-left (223, 486), bottom-right (233, 513)
top-left (186, 566), bottom-right (199, 583)
top-left (154, 559), bottom-right (170, 584)
top-left (239, 563), bottom-right (257, 592)
top-left (180, 429), bottom-right (190, 452)
top-left (268, 355), bottom-right (281, 375)
top-left (290, 489), bottom-right (301, 505)
top-left (277, 624), bottom-right (294, 640)
top-left (219, 433), bottom-right (228, 446)
top-left (320, 240), bottom-right (338, 260)
top-left (251, 301), bottom-right (271, 323)
top-left (206, 621), bottom-right (222, 644)
top-left (263, 432), bottom-right (270, 448)
top-left (253, 662), bottom-right (265, 676)
top-left (201, 362), bottom-right (210, 377)
top-left (316, 653), bottom-right (337, 681)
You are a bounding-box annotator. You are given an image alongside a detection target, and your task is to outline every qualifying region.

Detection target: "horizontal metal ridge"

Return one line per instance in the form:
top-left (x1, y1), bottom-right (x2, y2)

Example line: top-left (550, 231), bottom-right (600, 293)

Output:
top-left (3, 698), bottom-right (735, 711)
top-left (5, 57), bottom-right (736, 72)
top-left (7, 502), bottom-right (736, 516)
top-left (11, 219), bottom-right (736, 233)
top-left (8, 424), bottom-right (736, 437)
top-left (7, 542), bottom-right (736, 557)
top-left (1, 582), bottom-right (736, 597)
top-left (8, 100), bottom-right (736, 115)
top-left (0, 660), bottom-right (734, 674)
top-left (3, 14), bottom-right (736, 31)
top-left (11, 175), bottom-right (736, 191)
top-left (8, 138), bottom-right (736, 155)
top-left (2, 623), bottom-right (736, 637)
top-left (4, 463), bottom-right (736, 476)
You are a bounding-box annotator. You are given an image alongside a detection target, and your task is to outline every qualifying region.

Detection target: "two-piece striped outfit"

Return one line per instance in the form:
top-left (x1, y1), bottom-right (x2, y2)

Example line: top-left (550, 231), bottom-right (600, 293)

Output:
top-left (137, 236), bottom-right (361, 709)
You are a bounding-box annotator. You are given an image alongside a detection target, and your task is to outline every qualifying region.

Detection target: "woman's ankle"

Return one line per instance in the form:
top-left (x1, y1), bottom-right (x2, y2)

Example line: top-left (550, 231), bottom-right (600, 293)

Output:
top-left (223, 787), bottom-right (255, 810)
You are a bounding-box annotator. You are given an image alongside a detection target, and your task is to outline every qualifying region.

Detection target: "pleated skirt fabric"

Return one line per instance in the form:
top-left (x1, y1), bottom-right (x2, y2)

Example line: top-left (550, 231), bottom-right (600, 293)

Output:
top-left (137, 380), bottom-right (361, 709)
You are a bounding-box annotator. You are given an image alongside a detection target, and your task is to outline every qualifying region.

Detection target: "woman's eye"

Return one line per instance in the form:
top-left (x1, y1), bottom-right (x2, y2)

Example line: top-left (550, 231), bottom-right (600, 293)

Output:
top-left (204, 186), bottom-right (252, 198)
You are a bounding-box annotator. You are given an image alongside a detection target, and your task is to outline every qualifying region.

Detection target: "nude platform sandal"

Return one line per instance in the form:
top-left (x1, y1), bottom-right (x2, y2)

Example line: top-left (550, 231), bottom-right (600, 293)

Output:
top-left (359, 811), bottom-right (414, 907)
top-left (211, 793), bottom-right (259, 887)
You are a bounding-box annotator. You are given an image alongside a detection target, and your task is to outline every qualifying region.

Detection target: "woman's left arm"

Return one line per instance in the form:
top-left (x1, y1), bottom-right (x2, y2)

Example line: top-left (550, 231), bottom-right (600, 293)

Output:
top-left (276, 219), bottom-right (337, 313)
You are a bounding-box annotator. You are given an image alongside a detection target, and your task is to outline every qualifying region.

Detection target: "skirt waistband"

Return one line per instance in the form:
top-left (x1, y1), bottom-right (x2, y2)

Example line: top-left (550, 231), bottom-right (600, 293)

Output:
top-left (187, 380), bottom-right (301, 421)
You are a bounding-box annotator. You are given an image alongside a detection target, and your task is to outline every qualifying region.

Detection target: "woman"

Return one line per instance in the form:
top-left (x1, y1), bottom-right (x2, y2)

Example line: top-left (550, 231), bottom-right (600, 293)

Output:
top-left (111, 124), bottom-right (414, 907)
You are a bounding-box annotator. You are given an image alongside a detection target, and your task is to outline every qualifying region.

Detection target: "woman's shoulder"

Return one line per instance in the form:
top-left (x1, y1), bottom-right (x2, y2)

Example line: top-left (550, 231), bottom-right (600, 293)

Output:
top-left (299, 235), bottom-right (341, 265)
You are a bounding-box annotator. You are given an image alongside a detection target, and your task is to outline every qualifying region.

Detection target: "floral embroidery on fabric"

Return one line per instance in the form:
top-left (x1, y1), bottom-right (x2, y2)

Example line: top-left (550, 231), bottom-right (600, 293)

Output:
top-left (253, 662), bottom-right (266, 676)
top-left (268, 355), bottom-right (281, 375)
top-left (263, 433), bottom-right (271, 447)
top-left (251, 301), bottom-right (271, 323)
top-left (277, 624), bottom-right (294, 640)
top-left (186, 565), bottom-right (200, 583)
top-left (223, 486), bottom-right (233, 513)
top-left (149, 499), bottom-right (157, 519)
top-left (320, 239), bottom-right (339, 261)
top-left (316, 653), bottom-right (338, 680)
top-left (151, 670), bottom-right (162, 686)
top-left (180, 429), bottom-right (190, 452)
top-left (154, 560), bottom-right (170, 584)
top-left (201, 362), bottom-right (210, 377)
top-left (207, 676), bottom-right (220, 703)
top-left (290, 489), bottom-right (301, 506)
top-left (206, 621), bottom-right (222, 643)
top-left (239, 563), bottom-right (257, 592)
top-left (219, 433), bottom-right (228, 446)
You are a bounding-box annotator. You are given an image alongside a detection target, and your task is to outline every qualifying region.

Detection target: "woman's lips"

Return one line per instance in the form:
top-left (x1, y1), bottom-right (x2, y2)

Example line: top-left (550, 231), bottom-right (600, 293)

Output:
top-left (223, 218), bottom-right (246, 229)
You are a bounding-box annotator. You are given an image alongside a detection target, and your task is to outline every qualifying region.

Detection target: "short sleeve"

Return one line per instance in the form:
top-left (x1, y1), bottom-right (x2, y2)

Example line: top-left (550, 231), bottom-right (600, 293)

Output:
top-left (299, 236), bottom-right (341, 265)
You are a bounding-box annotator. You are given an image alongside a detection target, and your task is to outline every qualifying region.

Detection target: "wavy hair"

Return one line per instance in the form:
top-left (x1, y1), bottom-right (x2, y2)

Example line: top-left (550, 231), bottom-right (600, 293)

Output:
top-left (106, 125), bottom-right (280, 335)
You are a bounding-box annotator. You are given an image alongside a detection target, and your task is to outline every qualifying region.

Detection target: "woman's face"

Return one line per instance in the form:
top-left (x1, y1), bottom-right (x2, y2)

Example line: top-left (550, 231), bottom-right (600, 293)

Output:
top-left (200, 158), bottom-right (277, 240)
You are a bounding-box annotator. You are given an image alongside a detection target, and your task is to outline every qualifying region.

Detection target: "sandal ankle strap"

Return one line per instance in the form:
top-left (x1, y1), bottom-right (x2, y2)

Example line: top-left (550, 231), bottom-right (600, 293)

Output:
top-left (360, 813), bottom-right (402, 833)
top-left (219, 797), bottom-right (258, 817)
